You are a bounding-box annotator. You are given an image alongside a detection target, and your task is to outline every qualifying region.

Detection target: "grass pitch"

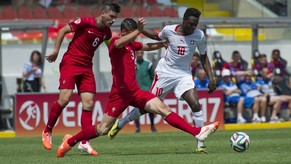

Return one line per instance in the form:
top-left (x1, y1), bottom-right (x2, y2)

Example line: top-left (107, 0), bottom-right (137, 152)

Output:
top-left (0, 128), bottom-right (291, 164)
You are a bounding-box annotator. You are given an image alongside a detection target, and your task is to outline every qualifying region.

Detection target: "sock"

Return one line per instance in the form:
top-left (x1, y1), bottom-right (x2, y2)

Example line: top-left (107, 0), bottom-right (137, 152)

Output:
top-left (81, 110), bottom-right (92, 144)
top-left (118, 108), bottom-right (143, 128)
top-left (44, 101), bottom-right (63, 133)
top-left (237, 113), bottom-right (243, 119)
top-left (68, 125), bottom-right (98, 147)
top-left (192, 111), bottom-right (204, 148)
top-left (149, 112), bottom-right (155, 126)
top-left (253, 113), bottom-right (259, 118)
top-left (164, 112), bottom-right (201, 136)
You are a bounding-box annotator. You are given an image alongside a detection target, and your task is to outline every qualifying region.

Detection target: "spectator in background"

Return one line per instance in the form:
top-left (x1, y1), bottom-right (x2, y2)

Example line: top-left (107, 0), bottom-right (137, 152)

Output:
top-left (134, 51), bottom-right (157, 133)
top-left (253, 54), bottom-right (273, 78)
top-left (190, 52), bottom-right (201, 80)
top-left (22, 50), bottom-right (46, 93)
top-left (269, 49), bottom-right (289, 77)
top-left (194, 69), bottom-right (209, 89)
top-left (218, 69), bottom-right (260, 124)
top-left (239, 74), bottom-right (267, 123)
top-left (256, 67), bottom-right (284, 122)
top-left (222, 50), bottom-right (252, 84)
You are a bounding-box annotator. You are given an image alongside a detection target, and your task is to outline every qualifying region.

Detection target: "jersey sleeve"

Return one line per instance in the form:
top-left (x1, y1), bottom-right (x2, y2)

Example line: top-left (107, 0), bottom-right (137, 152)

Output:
top-left (69, 17), bottom-right (89, 32)
top-left (132, 42), bottom-right (143, 51)
top-left (108, 37), bottom-right (119, 53)
top-left (197, 31), bottom-right (207, 55)
top-left (158, 26), bottom-right (167, 40)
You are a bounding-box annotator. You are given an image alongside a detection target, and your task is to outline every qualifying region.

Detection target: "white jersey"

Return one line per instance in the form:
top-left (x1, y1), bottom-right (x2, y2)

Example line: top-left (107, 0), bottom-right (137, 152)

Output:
top-left (156, 24), bottom-right (207, 76)
top-left (150, 25), bottom-right (207, 100)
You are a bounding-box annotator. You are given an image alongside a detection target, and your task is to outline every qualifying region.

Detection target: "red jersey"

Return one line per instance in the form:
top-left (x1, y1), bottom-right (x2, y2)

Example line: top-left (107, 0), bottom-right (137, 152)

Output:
top-left (109, 36), bottom-right (143, 92)
top-left (62, 17), bottom-right (111, 67)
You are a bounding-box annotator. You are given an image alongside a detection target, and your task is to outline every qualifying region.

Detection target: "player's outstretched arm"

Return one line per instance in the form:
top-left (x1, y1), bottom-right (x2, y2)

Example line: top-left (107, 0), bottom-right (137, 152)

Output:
top-left (46, 24), bottom-right (72, 63)
top-left (142, 29), bottom-right (161, 41)
top-left (114, 18), bottom-right (146, 49)
top-left (142, 40), bottom-right (167, 51)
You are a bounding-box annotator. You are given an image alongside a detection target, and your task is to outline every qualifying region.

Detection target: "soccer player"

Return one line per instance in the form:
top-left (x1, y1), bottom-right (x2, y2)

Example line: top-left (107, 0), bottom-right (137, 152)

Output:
top-left (107, 8), bottom-right (217, 154)
top-left (56, 17), bottom-right (219, 158)
top-left (42, 3), bottom-right (121, 156)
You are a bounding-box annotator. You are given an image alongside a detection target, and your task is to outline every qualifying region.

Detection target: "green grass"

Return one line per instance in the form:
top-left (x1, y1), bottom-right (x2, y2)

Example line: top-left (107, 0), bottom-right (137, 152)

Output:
top-left (1, 128), bottom-right (291, 164)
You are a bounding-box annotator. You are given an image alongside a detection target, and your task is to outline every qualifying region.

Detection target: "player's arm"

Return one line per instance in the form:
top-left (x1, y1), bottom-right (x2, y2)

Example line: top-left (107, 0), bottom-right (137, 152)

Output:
top-left (200, 54), bottom-right (216, 94)
top-left (114, 18), bottom-right (145, 49)
top-left (142, 41), bottom-right (167, 51)
top-left (46, 24), bottom-right (72, 63)
top-left (142, 29), bottom-right (161, 41)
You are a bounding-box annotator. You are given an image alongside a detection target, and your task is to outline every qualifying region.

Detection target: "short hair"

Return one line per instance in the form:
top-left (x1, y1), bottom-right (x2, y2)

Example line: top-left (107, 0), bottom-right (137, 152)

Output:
top-left (272, 49), bottom-right (280, 55)
top-left (232, 50), bottom-right (240, 58)
top-left (102, 3), bottom-right (121, 13)
top-left (121, 18), bottom-right (137, 31)
top-left (183, 8), bottom-right (201, 20)
top-left (193, 52), bottom-right (200, 58)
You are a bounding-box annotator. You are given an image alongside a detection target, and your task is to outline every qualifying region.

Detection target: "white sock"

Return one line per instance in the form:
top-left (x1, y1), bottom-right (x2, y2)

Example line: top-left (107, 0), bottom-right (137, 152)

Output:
top-left (192, 111), bottom-right (204, 148)
top-left (237, 113), bottom-right (243, 119)
top-left (118, 108), bottom-right (143, 128)
top-left (253, 113), bottom-right (259, 118)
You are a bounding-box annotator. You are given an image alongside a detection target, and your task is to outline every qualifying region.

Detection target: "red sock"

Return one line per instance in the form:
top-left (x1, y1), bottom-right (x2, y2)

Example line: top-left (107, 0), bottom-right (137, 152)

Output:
top-left (44, 101), bottom-right (63, 133)
top-left (81, 110), bottom-right (92, 144)
top-left (68, 125), bottom-right (98, 147)
top-left (164, 112), bottom-right (201, 136)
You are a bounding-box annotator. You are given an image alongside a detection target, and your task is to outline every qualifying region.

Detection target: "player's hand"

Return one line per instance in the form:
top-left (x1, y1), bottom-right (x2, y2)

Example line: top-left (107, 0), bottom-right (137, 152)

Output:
top-left (137, 18), bottom-right (146, 32)
top-left (45, 51), bottom-right (58, 63)
top-left (163, 39), bottom-right (169, 49)
top-left (208, 78), bottom-right (217, 94)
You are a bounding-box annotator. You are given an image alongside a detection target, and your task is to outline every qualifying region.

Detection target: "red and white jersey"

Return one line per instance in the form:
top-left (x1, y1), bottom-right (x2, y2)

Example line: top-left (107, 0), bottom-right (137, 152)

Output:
top-left (62, 17), bottom-right (111, 68)
top-left (156, 24), bottom-right (206, 76)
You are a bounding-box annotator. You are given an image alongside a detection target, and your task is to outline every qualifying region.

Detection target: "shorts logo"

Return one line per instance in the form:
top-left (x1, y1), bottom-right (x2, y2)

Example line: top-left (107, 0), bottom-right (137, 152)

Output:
top-left (63, 80), bottom-right (66, 84)
top-left (111, 107), bottom-right (116, 112)
top-left (74, 18), bottom-right (81, 24)
top-left (190, 40), bottom-right (195, 45)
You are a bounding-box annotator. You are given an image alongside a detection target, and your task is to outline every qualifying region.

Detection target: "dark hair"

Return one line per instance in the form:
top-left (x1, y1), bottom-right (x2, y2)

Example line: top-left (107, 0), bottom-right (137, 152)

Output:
top-left (272, 49), bottom-right (280, 55)
top-left (193, 52), bottom-right (200, 58)
top-left (232, 50), bottom-right (240, 58)
top-left (102, 3), bottom-right (121, 13)
top-left (121, 18), bottom-right (137, 31)
top-left (30, 50), bottom-right (42, 66)
top-left (183, 8), bottom-right (201, 20)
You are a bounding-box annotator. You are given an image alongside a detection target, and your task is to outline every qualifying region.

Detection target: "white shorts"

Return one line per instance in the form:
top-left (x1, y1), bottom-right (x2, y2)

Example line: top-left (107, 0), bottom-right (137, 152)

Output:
top-left (150, 74), bottom-right (195, 100)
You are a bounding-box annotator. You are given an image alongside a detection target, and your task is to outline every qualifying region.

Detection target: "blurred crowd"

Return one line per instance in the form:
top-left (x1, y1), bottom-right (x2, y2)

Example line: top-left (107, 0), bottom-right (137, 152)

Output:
top-left (191, 49), bottom-right (291, 124)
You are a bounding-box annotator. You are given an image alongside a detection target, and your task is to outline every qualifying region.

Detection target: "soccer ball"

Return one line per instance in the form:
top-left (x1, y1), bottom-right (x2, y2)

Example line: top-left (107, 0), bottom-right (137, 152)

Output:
top-left (230, 132), bottom-right (250, 152)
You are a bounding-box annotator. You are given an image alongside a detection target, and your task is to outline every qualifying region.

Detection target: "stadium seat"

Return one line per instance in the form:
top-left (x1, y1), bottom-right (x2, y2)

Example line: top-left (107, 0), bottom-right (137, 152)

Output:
top-left (136, 7), bottom-right (150, 17)
top-left (18, 6), bottom-right (33, 19)
top-left (2, 6), bottom-right (18, 20)
top-left (63, 6), bottom-right (78, 19)
top-left (32, 6), bottom-right (48, 19)
top-left (47, 7), bottom-right (63, 19)
top-left (120, 7), bottom-right (135, 18)
top-left (91, 8), bottom-right (101, 17)
top-left (150, 6), bottom-right (164, 17)
top-left (77, 6), bottom-right (92, 17)
top-left (163, 6), bottom-right (178, 17)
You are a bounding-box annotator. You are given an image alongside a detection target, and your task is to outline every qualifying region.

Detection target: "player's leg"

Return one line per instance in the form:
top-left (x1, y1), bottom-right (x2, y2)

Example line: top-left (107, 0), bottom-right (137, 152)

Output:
top-left (181, 88), bottom-right (207, 153)
top-left (144, 96), bottom-right (219, 141)
top-left (42, 89), bottom-right (73, 150)
top-left (78, 92), bottom-right (98, 155)
top-left (149, 112), bottom-right (157, 132)
top-left (57, 114), bottom-right (117, 157)
top-left (133, 108), bottom-right (141, 133)
top-left (43, 64), bottom-right (76, 150)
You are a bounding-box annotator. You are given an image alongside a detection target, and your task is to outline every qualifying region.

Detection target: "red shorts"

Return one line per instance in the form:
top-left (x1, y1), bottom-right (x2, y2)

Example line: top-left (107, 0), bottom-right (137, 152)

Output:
top-left (105, 87), bottom-right (156, 117)
top-left (59, 62), bottom-right (96, 94)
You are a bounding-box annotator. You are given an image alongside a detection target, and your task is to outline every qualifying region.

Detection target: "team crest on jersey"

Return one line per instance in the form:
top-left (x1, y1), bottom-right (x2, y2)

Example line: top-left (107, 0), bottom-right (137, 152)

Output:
top-left (190, 40), bottom-right (195, 45)
top-left (74, 18), bottom-right (81, 24)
